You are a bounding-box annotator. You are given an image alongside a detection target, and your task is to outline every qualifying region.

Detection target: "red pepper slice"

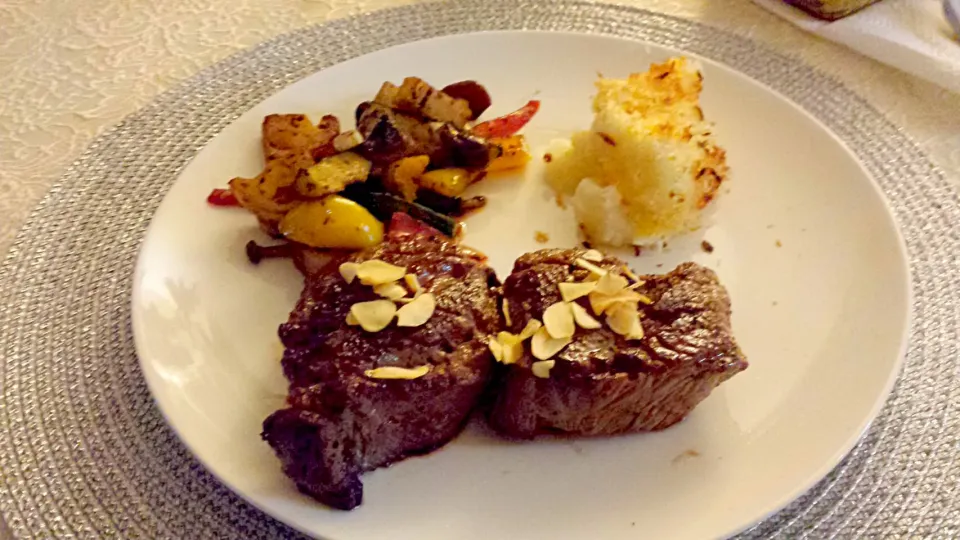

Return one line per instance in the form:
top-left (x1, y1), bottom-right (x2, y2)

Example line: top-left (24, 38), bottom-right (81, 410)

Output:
top-left (388, 212), bottom-right (443, 238)
top-left (471, 100), bottom-right (540, 139)
top-left (207, 188), bottom-right (239, 207)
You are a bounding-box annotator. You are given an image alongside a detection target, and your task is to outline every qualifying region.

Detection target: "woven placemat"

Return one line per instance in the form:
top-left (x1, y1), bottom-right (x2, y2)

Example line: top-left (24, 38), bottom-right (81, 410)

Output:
top-left (1, 1), bottom-right (958, 538)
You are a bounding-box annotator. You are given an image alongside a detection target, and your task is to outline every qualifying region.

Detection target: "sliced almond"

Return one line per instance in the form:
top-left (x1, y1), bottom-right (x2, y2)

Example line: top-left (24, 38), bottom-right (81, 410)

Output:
top-left (531, 360), bottom-right (556, 379)
top-left (582, 249), bottom-right (605, 262)
top-left (502, 298), bottom-right (512, 327)
top-left (396, 292), bottom-right (436, 327)
top-left (630, 320), bottom-right (645, 339)
top-left (339, 262), bottom-right (360, 284)
top-left (606, 302), bottom-right (645, 340)
top-left (558, 281), bottom-right (598, 302)
top-left (492, 319), bottom-right (542, 365)
top-left (574, 258), bottom-right (607, 280)
top-left (345, 311), bottom-right (360, 325)
top-left (374, 282), bottom-right (408, 300)
top-left (498, 331), bottom-right (521, 345)
top-left (364, 365), bottom-right (430, 380)
top-left (571, 302), bottom-right (602, 329)
top-left (605, 302), bottom-right (637, 335)
top-left (594, 271), bottom-right (629, 296)
top-left (543, 302), bottom-right (575, 339)
top-left (356, 260), bottom-right (407, 286)
top-left (350, 300), bottom-right (397, 332)
top-left (488, 337), bottom-right (504, 362)
top-left (404, 273), bottom-right (422, 295)
top-left (502, 343), bottom-right (523, 364)
top-left (589, 290), bottom-right (644, 315)
top-left (496, 332), bottom-right (524, 364)
top-left (531, 327), bottom-right (571, 360)
top-left (518, 319), bottom-right (543, 341)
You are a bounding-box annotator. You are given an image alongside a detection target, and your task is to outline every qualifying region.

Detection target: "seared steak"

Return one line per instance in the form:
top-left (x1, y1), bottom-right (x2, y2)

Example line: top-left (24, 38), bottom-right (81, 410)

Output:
top-left (490, 249), bottom-right (747, 438)
top-left (262, 235), bottom-right (500, 510)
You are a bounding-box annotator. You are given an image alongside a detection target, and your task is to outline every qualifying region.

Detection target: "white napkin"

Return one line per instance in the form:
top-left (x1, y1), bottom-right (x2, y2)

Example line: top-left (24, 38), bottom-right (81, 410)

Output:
top-left (753, 0), bottom-right (960, 93)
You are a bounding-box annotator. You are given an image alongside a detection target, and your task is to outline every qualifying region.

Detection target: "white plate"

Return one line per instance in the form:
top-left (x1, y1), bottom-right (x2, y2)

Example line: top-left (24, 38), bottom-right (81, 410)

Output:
top-left (132, 31), bottom-right (910, 540)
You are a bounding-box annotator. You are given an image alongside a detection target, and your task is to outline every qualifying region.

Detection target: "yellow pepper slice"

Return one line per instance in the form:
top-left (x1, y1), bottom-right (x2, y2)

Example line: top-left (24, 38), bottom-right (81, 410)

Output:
top-left (279, 195), bottom-right (383, 249)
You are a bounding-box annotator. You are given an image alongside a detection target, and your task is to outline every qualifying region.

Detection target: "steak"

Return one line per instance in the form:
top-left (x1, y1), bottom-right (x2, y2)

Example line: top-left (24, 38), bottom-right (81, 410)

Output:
top-left (262, 235), bottom-right (500, 510)
top-left (490, 249), bottom-right (747, 438)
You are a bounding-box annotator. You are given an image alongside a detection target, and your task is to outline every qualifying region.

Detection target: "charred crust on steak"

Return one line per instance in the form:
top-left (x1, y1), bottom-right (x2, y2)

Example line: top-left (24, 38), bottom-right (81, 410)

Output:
top-left (491, 248), bottom-right (747, 438)
top-left (262, 235), bottom-right (501, 510)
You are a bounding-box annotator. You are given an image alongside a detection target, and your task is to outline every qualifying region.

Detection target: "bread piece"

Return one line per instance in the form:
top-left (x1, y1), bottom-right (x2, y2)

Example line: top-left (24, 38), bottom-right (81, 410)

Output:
top-left (546, 58), bottom-right (728, 246)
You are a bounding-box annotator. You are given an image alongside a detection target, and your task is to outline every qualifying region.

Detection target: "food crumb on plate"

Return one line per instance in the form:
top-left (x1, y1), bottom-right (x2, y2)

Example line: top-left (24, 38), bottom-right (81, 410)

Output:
top-left (543, 152), bottom-right (553, 163)
top-left (701, 240), bottom-right (714, 253)
top-left (775, 239), bottom-right (782, 247)
top-left (672, 449), bottom-right (701, 464)
top-left (535, 231), bottom-right (550, 243)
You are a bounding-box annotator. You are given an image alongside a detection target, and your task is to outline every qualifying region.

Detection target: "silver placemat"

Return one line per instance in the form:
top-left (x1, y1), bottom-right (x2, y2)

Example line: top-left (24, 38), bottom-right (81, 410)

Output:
top-left (1, 1), bottom-right (958, 538)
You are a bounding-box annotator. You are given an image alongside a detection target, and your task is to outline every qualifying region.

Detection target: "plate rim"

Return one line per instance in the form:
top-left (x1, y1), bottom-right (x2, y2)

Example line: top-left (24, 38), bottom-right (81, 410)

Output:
top-left (130, 28), bottom-right (913, 540)
top-left (2, 1), bottom-right (955, 538)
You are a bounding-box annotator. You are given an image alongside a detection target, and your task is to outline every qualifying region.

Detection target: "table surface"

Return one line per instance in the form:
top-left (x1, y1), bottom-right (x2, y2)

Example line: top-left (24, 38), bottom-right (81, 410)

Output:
top-left (1, 0), bottom-right (959, 538)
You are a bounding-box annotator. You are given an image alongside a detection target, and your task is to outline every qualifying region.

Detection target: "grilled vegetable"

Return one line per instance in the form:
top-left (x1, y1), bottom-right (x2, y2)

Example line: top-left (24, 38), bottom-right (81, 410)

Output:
top-left (415, 190), bottom-right (487, 217)
top-left (385, 155), bottom-right (429, 201)
top-left (229, 153), bottom-right (312, 223)
top-left (418, 168), bottom-right (477, 198)
top-left (344, 189), bottom-right (458, 237)
top-left (207, 188), bottom-right (239, 206)
top-left (459, 196), bottom-right (488, 214)
top-left (388, 212), bottom-right (443, 237)
top-left (296, 152), bottom-right (371, 198)
top-left (333, 130), bottom-right (363, 152)
top-left (486, 135), bottom-right (531, 172)
top-left (441, 81), bottom-right (492, 120)
top-left (262, 114), bottom-right (339, 162)
top-left (374, 77), bottom-right (472, 128)
top-left (356, 107), bottom-right (411, 165)
top-left (355, 102), bottom-right (372, 124)
top-left (356, 102), bottom-right (392, 138)
top-left (245, 240), bottom-right (296, 264)
top-left (229, 176), bottom-right (296, 224)
top-left (472, 100), bottom-right (540, 139)
top-left (438, 125), bottom-right (492, 169)
top-left (278, 195), bottom-right (383, 249)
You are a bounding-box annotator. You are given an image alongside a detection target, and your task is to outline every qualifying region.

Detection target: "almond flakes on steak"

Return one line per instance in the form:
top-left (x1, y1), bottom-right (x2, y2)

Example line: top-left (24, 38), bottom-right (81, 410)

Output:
top-left (490, 248), bottom-right (747, 438)
top-left (262, 235), bottom-right (500, 510)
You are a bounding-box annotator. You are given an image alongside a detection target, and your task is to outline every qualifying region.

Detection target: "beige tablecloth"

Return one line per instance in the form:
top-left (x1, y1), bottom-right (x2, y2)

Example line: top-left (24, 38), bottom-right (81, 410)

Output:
top-left (1, 0), bottom-right (958, 537)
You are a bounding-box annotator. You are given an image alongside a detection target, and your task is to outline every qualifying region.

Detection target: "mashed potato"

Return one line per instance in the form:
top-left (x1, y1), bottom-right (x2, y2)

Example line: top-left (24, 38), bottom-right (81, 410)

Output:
top-left (546, 57), bottom-right (728, 247)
